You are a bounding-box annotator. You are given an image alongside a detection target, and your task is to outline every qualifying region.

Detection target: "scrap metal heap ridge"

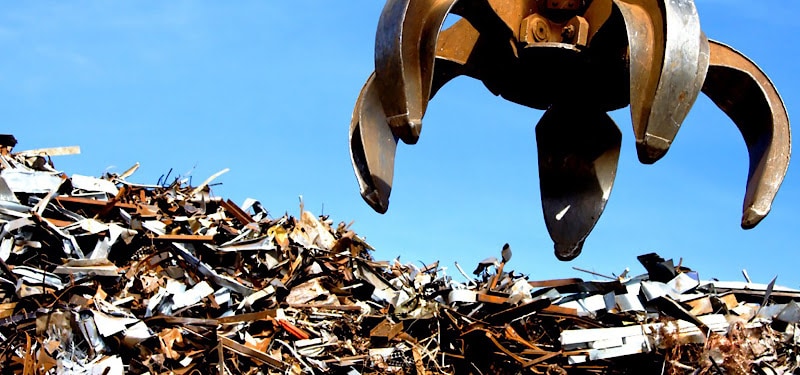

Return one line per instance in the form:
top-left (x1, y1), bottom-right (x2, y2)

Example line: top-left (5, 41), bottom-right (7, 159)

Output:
top-left (1, 135), bottom-right (799, 374)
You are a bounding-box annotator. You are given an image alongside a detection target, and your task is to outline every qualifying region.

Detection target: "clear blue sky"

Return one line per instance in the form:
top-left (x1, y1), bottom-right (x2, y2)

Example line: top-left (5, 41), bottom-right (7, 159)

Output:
top-left (3, 2), bottom-right (799, 287)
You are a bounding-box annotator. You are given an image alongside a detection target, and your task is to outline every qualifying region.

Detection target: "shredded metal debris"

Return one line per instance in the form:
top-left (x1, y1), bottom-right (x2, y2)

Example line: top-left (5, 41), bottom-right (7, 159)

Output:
top-left (1, 135), bottom-right (799, 374)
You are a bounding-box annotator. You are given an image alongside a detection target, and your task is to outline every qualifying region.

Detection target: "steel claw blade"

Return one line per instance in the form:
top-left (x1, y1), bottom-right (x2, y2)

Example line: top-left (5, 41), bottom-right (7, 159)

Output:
top-left (701, 40), bottom-right (791, 229)
top-left (614, 0), bottom-right (709, 164)
top-left (350, 74), bottom-right (398, 213)
top-left (537, 105), bottom-right (622, 261)
top-left (352, 22), bottom-right (474, 215)
top-left (374, 0), bottom-right (460, 144)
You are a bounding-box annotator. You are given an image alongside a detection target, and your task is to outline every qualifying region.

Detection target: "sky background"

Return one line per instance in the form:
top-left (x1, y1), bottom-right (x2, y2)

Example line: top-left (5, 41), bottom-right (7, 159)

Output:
top-left (3, 1), bottom-right (799, 288)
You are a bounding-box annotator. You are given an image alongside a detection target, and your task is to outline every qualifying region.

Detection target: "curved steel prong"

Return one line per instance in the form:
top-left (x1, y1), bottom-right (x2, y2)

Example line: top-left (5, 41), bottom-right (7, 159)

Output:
top-left (351, 31), bottom-right (474, 214)
top-left (701, 40), bottom-right (791, 229)
top-left (374, 0), bottom-right (460, 144)
top-left (537, 105), bottom-right (622, 261)
top-left (614, 0), bottom-right (708, 163)
top-left (430, 17), bottom-right (479, 96)
top-left (350, 74), bottom-right (398, 213)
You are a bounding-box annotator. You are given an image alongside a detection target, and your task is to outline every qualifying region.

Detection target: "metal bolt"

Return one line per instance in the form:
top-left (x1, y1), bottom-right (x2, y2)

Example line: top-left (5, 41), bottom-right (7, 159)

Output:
top-left (562, 25), bottom-right (575, 41)
top-left (534, 19), bottom-right (549, 42)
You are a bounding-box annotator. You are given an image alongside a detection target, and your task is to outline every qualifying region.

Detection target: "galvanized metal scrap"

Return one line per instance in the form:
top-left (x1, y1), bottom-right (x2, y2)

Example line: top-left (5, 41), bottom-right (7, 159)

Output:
top-left (349, 0), bottom-right (791, 260)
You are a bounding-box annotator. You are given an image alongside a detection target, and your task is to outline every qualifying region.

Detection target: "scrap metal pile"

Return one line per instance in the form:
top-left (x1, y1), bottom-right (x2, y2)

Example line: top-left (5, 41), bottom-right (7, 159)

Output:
top-left (2, 135), bottom-right (799, 375)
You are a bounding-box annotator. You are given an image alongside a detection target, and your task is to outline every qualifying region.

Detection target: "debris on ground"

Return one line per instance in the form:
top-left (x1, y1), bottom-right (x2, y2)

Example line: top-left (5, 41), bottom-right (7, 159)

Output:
top-left (1, 134), bottom-right (798, 374)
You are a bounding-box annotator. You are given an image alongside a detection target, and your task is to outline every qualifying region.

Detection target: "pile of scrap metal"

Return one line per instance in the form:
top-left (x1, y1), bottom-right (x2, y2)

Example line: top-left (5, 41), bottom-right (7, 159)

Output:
top-left (1, 135), bottom-right (799, 375)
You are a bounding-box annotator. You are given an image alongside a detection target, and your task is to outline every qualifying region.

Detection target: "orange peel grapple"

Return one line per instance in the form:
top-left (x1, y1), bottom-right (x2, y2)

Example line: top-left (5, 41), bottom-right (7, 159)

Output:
top-left (349, 0), bottom-right (791, 260)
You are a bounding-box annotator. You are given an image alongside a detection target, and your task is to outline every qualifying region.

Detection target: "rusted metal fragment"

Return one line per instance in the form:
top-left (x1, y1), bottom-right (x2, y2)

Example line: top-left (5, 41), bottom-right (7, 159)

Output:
top-left (55, 195), bottom-right (137, 211)
top-left (219, 198), bottom-right (255, 225)
top-left (155, 234), bottom-right (216, 243)
top-left (220, 336), bottom-right (288, 371)
top-left (370, 318), bottom-right (403, 344)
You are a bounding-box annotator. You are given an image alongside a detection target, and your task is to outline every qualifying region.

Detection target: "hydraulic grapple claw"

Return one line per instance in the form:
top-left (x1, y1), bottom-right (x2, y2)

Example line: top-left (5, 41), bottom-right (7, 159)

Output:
top-left (374, 0), bottom-right (461, 144)
top-left (350, 0), bottom-right (791, 260)
top-left (537, 105), bottom-right (622, 261)
top-left (614, 0), bottom-right (709, 164)
top-left (701, 40), bottom-right (791, 229)
top-left (350, 74), bottom-right (398, 213)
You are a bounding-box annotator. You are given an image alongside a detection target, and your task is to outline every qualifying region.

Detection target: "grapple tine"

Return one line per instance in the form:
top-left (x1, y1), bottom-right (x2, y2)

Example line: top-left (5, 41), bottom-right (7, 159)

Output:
top-left (537, 105), bottom-right (622, 261)
top-left (375, 0), bottom-right (460, 144)
top-left (614, 0), bottom-right (708, 163)
top-left (352, 21), bottom-right (475, 215)
top-left (701, 40), bottom-right (791, 229)
top-left (350, 74), bottom-right (398, 213)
